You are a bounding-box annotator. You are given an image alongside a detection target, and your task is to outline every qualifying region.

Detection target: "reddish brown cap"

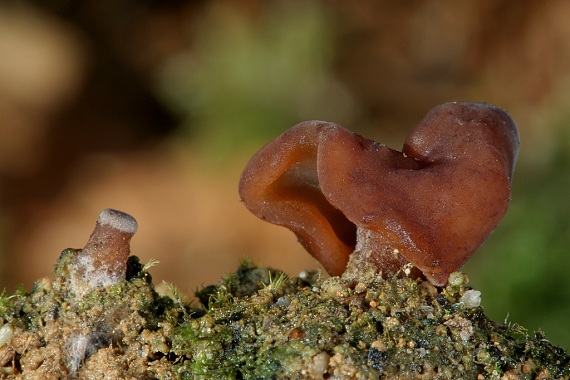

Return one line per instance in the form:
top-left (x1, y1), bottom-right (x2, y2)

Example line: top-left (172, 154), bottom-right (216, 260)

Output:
top-left (239, 121), bottom-right (355, 275)
top-left (319, 102), bottom-right (519, 285)
top-left (239, 102), bottom-right (519, 286)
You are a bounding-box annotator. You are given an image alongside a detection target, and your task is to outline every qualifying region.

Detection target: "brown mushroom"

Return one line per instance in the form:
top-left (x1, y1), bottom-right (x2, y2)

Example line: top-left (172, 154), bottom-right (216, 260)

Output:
top-left (239, 122), bottom-right (357, 276)
top-left (239, 102), bottom-right (519, 286)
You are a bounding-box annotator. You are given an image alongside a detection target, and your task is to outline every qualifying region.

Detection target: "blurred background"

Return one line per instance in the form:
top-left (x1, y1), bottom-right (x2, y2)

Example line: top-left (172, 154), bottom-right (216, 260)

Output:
top-left (0, 0), bottom-right (569, 350)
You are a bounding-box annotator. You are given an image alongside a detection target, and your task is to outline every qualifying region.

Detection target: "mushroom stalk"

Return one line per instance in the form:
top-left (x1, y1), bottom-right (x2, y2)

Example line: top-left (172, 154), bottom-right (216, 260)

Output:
top-left (343, 226), bottom-right (424, 283)
top-left (70, 209), bottom-right (138, 295)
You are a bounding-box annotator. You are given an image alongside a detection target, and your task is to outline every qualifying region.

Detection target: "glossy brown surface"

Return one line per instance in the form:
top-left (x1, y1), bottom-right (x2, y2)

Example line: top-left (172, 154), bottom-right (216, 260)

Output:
top-left (239, 102), bottom-right (519, 285)
top-left (320, 103), bottom-right (519, 285)
top-left (239, 122), bottom-right (356, 275)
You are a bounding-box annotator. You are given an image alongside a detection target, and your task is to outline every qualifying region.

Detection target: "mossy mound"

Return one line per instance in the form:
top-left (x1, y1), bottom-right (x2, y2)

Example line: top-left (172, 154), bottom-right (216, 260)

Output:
top-left (1, 255), bottom-right (569, 379)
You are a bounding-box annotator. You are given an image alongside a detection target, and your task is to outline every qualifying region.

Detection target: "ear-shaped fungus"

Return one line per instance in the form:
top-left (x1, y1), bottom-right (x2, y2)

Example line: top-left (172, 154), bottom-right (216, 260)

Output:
top-left (239, 102), bottom-right (519, 286)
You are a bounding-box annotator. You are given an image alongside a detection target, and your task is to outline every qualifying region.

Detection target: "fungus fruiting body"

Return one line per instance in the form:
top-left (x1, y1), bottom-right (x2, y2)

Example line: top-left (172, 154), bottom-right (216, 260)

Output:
top-left (239, 102), bottom-right (520, 286)
top-left (70, 208), bottom-right (138, 294)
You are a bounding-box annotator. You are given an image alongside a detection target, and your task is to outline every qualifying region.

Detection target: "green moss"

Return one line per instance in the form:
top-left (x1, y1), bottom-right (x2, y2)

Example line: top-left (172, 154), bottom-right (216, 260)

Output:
top-left (0, 290), bottom-right (15, 317)
top-left (1, 256), bottom-right (569, 379)
top-left (169, 266), bottom-right (570, 379)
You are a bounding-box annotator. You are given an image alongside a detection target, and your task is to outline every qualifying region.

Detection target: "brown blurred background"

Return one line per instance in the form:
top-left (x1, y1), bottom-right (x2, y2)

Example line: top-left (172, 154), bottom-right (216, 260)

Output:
top-left (1, 1), bottom-right (569, 349)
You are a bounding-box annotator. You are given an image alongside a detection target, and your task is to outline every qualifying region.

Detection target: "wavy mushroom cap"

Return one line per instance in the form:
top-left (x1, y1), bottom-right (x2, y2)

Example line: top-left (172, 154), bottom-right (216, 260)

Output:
top-left (239, 122), bottom-right (356, 276)
top-left (319, 102), bottom-right (519, 285)
top-left (239, 102), bottom-right (520, 286)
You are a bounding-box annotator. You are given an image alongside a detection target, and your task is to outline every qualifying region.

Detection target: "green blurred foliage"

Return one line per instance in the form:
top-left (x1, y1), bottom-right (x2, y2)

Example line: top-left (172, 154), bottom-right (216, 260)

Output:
top-left (158, 2), bottom-right (354, 159)
top-left (466, 124), bottom-right (570, 351)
